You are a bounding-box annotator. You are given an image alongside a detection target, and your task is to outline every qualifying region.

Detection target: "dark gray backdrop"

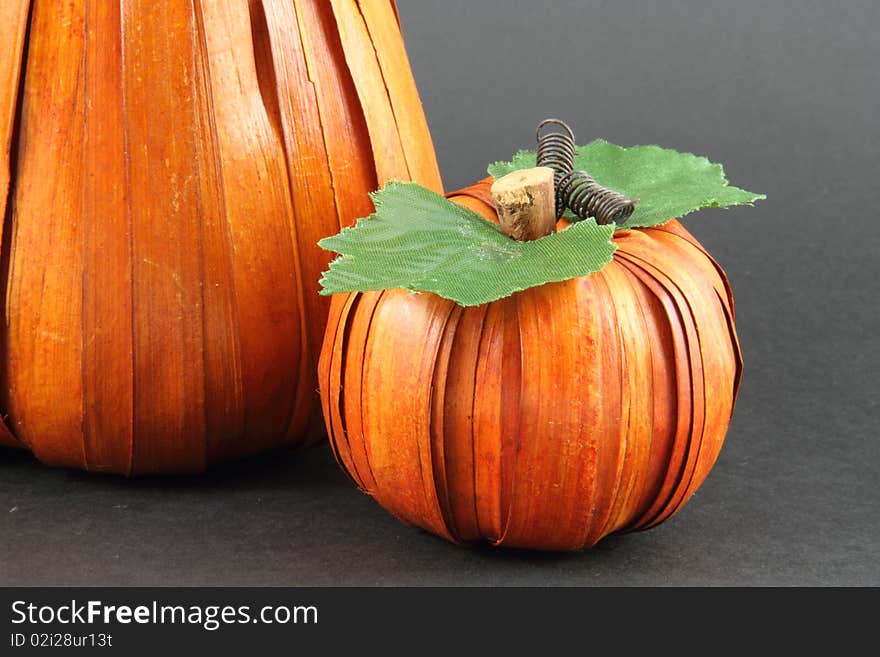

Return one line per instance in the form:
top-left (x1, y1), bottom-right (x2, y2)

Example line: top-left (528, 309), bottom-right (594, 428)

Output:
top-left (1, 0), bottom-right (877, 586)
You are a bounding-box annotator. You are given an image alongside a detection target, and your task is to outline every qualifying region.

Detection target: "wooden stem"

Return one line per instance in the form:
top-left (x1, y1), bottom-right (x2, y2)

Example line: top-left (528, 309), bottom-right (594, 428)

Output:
top-left (490, 167), bottom-right (556, 241)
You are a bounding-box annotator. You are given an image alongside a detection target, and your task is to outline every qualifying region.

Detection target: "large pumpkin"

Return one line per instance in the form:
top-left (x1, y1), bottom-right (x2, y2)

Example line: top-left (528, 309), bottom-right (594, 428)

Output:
top-left (0, 0), bottom-right (441, 474)
top-left (319, 179), bottom-right (742, 550)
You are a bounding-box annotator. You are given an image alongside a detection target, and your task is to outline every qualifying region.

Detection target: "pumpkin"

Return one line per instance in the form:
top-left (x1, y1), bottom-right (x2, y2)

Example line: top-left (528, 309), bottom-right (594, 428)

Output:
top-left (0, 0), bottom-right (441, 474)
top-left (318, 178), bottom-right (742, 550)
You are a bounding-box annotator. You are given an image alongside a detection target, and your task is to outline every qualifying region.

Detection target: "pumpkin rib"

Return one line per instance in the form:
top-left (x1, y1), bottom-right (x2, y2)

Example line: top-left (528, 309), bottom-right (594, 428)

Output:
top-left (0, 0), bottom-right (31, 450)
top-left (494, 296), bottom-right (522, 546)
top-left (118, 4), bottom-right (138, 475)
top-left (484, 295), bottom-right (524, 545)
top-left (649, 231), bottom-right (736, 353)
top-left (357, 293), bottom-right (404, 526)
top-left (473, 296), bottom-right (524, 545)
top-left (575, 275), bottom-right (619, 549)
top-left (653, 220), bottom-right (737, 320)
top-left (649, 284), bottom-right (710, 528)
top-left (318, 293), bottom-right (359, 488)
top-left (292, 0), bottom-right (377, 234)
top-left (622, 255), bottom-right (703, 530)
top-left (257, 0), bottom-right (340, 423)
top-left (197, 1), bottom-right (310, 465)
top-left (498, 279), bottom-right (605, 550)
top-left (615, 262), bottom-right (672, 530)
top-left (598, 262), bottom-right (657, 537)
top-left (616, 245), bottom-right (707, 529)
top-left (6, 0), bottom-right (89, 468)
top-left (472, 301), bottom-right (493, 543)
top-left (190, 0), bottom-right (246, 473)
top-left (443, 188), bottom-right (497, 541)
top-left (665, 297), bottom-right (736, 520)
top-left (326, 292), bottom-right (365, 490)
top-left (428, 303), bottom-right (464, 541)
top-left (472, 300), bottom-right (508, 540)
top-left (80, 0), bottom-right (135, 473)
top-left (593, 264), bottom-right (633, 541)
top-left (342, 290), bottom-right (386, 493)
top-left (646, 234), bottom-right (737, 520)
top-left (290, 0), bottom-right (379, 330)
top-left (245, 2), bottom-right (317, 452)
top-left (648, 228), bottom-right (743, 407)
top-left (76, 1), bottom-right (91, 473)
top-left (494, 287), bottom-right (540, 547)
top-left (0, 0), bottom-right (30, 227)
top-left (247, 2), bottom-right (285, 145)
top-left (355, 0), bottom-right (442, 192)
top-left (441, 303), bottom-right (488, 543)
top-left (636, 226), bottom-right (743, 411)
top-left (620, 232), bottom-right (733, 526)
top-left (580, 271), bottom-right (627, 548)
top-left (327, 0), bottom-right (411, 183)
top-left (0, 1), bottom-right (31, 448)
top-left (325, 292), bottom-right (356, 483)
top-left (716, 288), bottom-right (744, 414)
top-left (286, 2), bottom-right (387, 451)
top-left (446, 178), bottom-right (495, 211)
top-left (613, 251), bottom-right (693, 530)
top-left (264, 18), bottom-right (326, 450)
top-left (418, 299), bottom-right (459, 542)
top-left (127, 0), bottom-right (212, 474)
top-left (257, 0), bottom-right (367, 451)
top-left (360, 291), bottom-right (455, 540)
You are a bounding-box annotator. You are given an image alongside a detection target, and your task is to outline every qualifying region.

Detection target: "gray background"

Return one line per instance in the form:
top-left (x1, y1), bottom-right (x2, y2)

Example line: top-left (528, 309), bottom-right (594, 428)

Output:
top-left (1, 0), bottom-right (877, 586)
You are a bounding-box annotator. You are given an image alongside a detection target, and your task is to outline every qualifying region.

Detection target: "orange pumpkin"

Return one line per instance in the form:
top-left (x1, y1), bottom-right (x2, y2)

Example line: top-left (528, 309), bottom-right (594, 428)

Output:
top-left (319, 179), bottom-right (742, 550)
top-left (0, 0), bottom-right (441, 474)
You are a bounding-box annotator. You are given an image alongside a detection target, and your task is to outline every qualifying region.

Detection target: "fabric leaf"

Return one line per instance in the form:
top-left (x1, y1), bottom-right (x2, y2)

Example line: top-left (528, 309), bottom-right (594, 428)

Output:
top-left (488, 139), bottom-right (764, 227)
top-left (319, 182), bottom-right (616, 307)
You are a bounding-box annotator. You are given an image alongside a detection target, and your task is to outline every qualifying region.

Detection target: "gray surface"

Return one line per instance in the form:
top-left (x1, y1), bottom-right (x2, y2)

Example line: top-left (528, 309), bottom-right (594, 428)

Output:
top-left (1, 0), bottom-right (878, 586)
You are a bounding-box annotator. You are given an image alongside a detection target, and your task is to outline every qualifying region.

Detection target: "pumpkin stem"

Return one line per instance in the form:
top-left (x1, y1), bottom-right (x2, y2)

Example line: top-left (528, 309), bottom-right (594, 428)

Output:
top-left (490, 167), bottom-right (556, 241)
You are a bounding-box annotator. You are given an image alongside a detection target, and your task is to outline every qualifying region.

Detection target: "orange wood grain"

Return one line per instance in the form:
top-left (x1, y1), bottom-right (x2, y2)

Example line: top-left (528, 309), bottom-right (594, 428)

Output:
top-left (323, 291), bottom-right (364, 489)
top-left (81, 0), bottom-right (132, 472)
top-left (598, 262), bottom-right (655, 537)
top-left (440, 303), bottom-right (488, 542)
top-left (5, 0), bottom-right (88, 467)
top-left (614, 253), bottom-right (693, 530)
top-left (328, 0), bottom-right (414, 185)
top-left (359, 291), bottom-right (456, 541)
top-left (0, 0), bottom-right (31, 449)
top-left (0, 0), bottom-right (440, 473)
top-left (258, 0), bottom-right (353, 406)
top-left (428, 303), bottom-right (464, 537)
top-left (356, 0), bottom-right (443, 192)
top-left (124, 0), bottom-right (209, 473)
top-left (319, 180), bottom-right (742, 550)
top-left (339, 291), bottom-right (383, 492)
top-left (471, 299), bottom-right (510, 541)
top-left (318, 292), bottom-right (359, 487)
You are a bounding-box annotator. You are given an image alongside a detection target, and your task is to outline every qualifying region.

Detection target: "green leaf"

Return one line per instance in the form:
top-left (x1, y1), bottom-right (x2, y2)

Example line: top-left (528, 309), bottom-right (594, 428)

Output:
top-left (488, 139), bottom-right (765, 227)
top-left (319, 182), bottom-right (616, 307)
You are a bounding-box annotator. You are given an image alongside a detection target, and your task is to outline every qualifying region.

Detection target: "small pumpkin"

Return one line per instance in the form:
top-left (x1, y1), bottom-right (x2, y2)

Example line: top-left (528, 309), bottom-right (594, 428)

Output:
top-left (319, 177), bottom-right (743, 550)
top-left (0, 0), bottom-right (440, 473)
